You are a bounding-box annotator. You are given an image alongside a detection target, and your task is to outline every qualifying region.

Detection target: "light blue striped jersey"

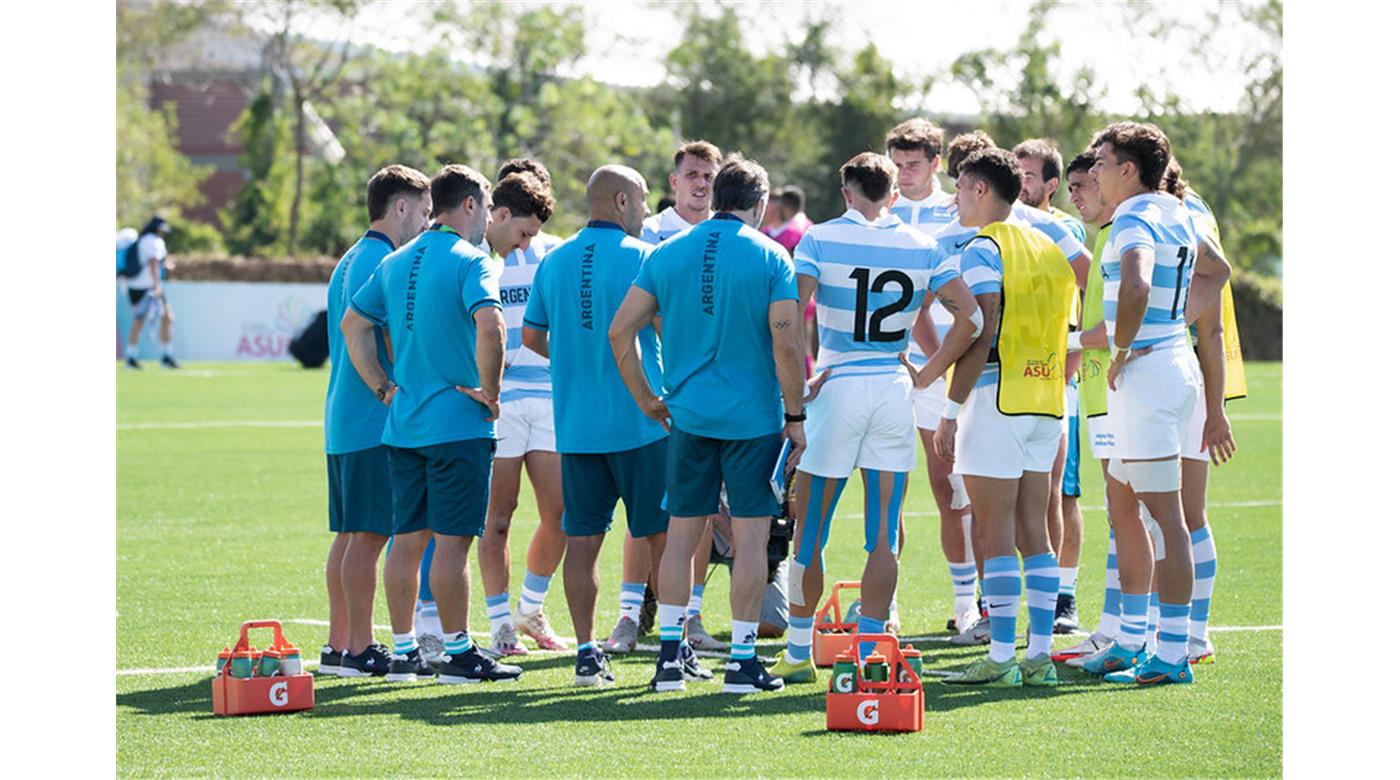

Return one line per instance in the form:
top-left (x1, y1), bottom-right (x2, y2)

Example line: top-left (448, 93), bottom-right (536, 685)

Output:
top-left (889, 190), bottom-right (959, 359)
top-left (640, 206), bottom-right (700, 245)
top-left (793, 209), bottom-right (959, 380)
top-left (498, 231), bottom-right (563, 403)
top-left (959, 217), bottom-right (1073, 389)
top-left (1102, 193), bottom-right (1201, 349)
top-left (1013, 200), bottom-right (1089, 263)
top-left (1050, 205), bottom-right (1088, 244)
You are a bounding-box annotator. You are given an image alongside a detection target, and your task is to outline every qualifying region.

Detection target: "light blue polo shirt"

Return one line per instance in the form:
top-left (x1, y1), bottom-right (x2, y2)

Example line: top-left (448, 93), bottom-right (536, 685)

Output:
top-left (325, 230), bottom-right (395, 454)
top-left (350, 224), bottom-right (502, 448)
top-left (523, 221), bottom-right (666, 454)
top-left (632, 213), bottom-right (798, 440)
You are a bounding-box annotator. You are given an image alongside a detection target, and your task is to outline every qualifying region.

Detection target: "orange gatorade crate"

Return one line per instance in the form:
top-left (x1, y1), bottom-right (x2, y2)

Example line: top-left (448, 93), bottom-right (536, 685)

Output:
top-left (826, 632), bottom-right (924, 733)
top-left (812, 581), bottom-right (861, 666)
top-left (212, 619), bottom-right (314, 717)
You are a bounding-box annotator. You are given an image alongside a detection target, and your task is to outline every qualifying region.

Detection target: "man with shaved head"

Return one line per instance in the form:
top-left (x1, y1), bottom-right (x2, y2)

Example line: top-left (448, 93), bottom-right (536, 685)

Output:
top-left (521, 165), bottom-right (673, 686)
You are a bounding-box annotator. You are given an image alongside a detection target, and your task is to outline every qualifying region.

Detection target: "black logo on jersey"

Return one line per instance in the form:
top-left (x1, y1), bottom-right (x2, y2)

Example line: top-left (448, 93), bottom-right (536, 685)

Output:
top-left (580, 243), bottom-right (596, 330)
top-left (404, 245), bottom-right (426, 332)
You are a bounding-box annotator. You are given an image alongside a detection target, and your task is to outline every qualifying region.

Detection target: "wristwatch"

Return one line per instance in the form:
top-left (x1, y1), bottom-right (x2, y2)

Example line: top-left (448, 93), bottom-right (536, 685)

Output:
top-left (376, 380), bottom-right (396, 402)
top-left (784, 411), bottom-right (807, 423)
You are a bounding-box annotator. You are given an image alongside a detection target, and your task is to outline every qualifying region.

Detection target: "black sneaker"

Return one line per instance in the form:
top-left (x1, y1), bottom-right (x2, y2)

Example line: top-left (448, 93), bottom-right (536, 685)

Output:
top-left (946, 617), bottom-right (956, 631)
top-left (1053, 593), bottom-right (1080, 634)
top-left (721, 655), bottom-right (785, 694)
top-left (340, 644), bottom-right (391, 677)
top-left (575, 649), bottom-right (615, 687)
top-left (438, 647), bottom-right (522, 684)
top-left (638, 583), bottom-right (657, 635)
top-left (679, 643), bottom-right (713, 682)
top-left (160, 355), bottom-right (181, 369)
top-left (317, 644), bottom-right (342, 676)
top-left (125, 356), bottom-right (142, 370)
top-left (649, 655), bottom-right (686, 692)
top-left (387, 647), bottom-right (435, 683)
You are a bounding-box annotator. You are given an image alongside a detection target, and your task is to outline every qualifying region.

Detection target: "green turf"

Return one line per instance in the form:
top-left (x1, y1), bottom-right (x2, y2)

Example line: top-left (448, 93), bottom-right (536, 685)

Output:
top-left (117, 361), bottom-right (1282, 777)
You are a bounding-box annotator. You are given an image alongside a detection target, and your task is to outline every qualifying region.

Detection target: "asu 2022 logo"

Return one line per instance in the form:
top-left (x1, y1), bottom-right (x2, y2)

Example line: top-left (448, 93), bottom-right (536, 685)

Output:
top-left (1023, 351), bottom-right (1059, 380)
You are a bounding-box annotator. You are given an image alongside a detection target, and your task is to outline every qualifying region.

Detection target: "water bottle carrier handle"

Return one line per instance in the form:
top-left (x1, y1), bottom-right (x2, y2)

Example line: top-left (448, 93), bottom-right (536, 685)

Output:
top-left (814, 581), bottom-right (863, 631)
top-left (231, 620), bottom-right (294, 655)
top-left (852, 632), bottom-right (922, 694)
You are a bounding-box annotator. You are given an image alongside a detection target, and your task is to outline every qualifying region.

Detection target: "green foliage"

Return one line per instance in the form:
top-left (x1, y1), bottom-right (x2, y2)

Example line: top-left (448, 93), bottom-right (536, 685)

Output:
top-left (115, 76), bottom-right (212, 229)
top-left (222, 89), bottom-right (294, 256)
top-left (165, 215), bottom-right (226, 255)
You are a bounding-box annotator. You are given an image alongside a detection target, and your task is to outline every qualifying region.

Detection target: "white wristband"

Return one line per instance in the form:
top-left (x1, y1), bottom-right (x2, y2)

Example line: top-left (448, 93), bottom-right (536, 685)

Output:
top-left (942, 399), bottom-right (962, 420)
top-left (1112, 344), bottom-right (1130, 361)
top-left (1066, 331), bottom-right (1082, 352)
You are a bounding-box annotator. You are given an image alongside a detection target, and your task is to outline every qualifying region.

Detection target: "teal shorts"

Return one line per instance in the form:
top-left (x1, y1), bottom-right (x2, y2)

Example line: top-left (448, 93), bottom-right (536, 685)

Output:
top-left (561, 436), bottom-right (670, 538)
top-left (327, 446), bottom-right (393, 536)
top-left (387, 438), bottom-right (495, 537)
top-left (666, 427), bottom-right (782, 518)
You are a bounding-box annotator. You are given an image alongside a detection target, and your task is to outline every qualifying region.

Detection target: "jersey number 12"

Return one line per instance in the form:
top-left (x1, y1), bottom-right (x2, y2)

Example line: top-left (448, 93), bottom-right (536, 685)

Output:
top-left (849, 268), bottom-right (913, 342)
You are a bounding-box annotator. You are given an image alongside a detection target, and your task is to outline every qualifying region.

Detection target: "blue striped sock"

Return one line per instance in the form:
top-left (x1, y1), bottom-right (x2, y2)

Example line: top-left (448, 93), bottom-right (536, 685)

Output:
top-left (519, 570), bottom-right (553, 615)
top-left (392, 632), bottom-right (417, 655)
top-left (1190, 525), bottom-right (1217, 643)
top-left (1023, 552), bottom-right (1060, 659)
top-left (485, 591), bottom-right (512, 633)
top-left (1119, 592), bottom-right (1150, 651)
top-left (856, 615), bottom-right (885, 661)
top-left (687, 583), bottom-right (705, 619)
top-left (657, 603), bottom-right (685, 662)
top-left (577, 641), bottom-right (595, 654)
top-left (1101, 529), bottom-right (1121, 639)
top-left (1158, 601), bottom-right (1190, 665)
top-left (786, 616), bottom-right (814, 662)
top-left (950, 561), bottom-right (979, 614)
top-left (984, 555), bottom-right (1021, 663)
top-left (731, 620), bottom-right (759, 660)
top-left (1147, 591), bottom-right (1161, 654)
top-left (444, 630), bottom-right (473, 656)
top-left (619, 581), bottom-right (646, 623)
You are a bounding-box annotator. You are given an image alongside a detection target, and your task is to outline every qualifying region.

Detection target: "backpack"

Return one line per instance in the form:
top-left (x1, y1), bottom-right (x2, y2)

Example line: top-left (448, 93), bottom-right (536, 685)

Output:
top-left (289, 309), bottom-right (330, 369)
top-left (116, 228), bottom-right (142, 278)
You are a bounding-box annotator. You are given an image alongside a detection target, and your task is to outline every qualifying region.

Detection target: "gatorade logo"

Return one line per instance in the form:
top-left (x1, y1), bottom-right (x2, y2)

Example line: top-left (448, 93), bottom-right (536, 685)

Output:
top-left (834, 672), bottom-right (853, 692)
top-left (269, 681), bottom-right (289, 707)
top-left (857, 699), bottom-right (880, 726)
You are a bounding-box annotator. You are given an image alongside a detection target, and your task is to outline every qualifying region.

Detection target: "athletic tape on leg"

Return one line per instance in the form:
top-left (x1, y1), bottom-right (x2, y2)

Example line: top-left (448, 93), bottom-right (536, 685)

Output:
top-left (862, 469), bottom-right (906, 554)
top-left (1119, 458), bottom-right (1181, 493)
top-left (1140, 502), bottom-right (1167, 562)
top-left (791, 476), bottom-right (846, 606)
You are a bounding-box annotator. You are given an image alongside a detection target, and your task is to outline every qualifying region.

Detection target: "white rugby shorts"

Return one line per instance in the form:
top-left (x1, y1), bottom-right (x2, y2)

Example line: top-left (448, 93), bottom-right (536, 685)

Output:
top-left (953, 382), bottom-right (1062, 479)
top-left (913, 375), bottom-right (948, 430)
top-left (495, 395), bottom-right (555, 458)
top-left (799, 370), bottom-right (917, 478)
top-left (1097, 341), bottom-right (1203, 461)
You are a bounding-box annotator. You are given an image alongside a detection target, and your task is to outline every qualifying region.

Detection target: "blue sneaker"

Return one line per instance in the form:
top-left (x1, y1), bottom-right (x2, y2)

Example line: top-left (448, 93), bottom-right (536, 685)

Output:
top-left (1079, 642), bottom-right (1145, 677)
top-left (1104, 653), bottom-right (1194, 686)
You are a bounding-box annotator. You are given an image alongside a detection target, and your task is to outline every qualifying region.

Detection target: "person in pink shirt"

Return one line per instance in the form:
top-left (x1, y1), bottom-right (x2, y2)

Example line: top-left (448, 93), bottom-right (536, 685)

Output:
top-left (770, 186), bottom-right (813, 255)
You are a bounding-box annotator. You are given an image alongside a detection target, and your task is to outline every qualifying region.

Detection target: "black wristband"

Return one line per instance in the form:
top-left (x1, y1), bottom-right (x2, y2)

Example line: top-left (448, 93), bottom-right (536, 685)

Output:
top-left (784, 411), bottom-right (806, 423)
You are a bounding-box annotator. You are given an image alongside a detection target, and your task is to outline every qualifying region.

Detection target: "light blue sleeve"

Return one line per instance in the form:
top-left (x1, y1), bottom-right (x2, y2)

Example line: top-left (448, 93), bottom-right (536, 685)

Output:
top-left (633, 247), bottom-right (660, 297)
top-left (792, 231), bottom-right (820, 279)
top-left (926, 244), bottom-right (959, 291)
top-left (1110, 214), bottom-right (1155, 255)
top-left (769, 250), bottom-right (799, 303)
top-left (462, 256), bottom-right (502, 316)
top-left (349, 266), bottom-right (388, 326)
top-left (960, 238), bottom-right (1003, 296)
top-left (523, 261), bottom-right (550, 329)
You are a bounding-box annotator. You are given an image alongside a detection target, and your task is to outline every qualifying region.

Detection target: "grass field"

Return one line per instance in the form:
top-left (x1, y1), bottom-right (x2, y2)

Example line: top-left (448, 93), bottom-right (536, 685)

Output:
top-left (116, 361), bottom-right (1282, 777)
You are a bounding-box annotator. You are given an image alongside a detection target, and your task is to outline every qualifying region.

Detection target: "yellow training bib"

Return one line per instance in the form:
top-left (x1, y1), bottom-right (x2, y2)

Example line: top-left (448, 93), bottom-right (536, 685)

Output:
top-left (979, 222), bottom-right (1076, 417)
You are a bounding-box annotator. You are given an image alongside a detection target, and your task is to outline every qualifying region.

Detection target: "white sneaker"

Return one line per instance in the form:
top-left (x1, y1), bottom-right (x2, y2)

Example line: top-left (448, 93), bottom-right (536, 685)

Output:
top-left (601, 616), bottom-right (640, 654)
top-left (1188, 637), bottom-right (1216, 665)
top-left (417, 633), bottom-right (447, 665)
top-left (953, 605), bottom-right (981, 635)
top-left (686, 615), bottom-right (728, 652)
top-left (1053, 631), bottom-right (1112, 663)
top-left (1066, 638), bottom-right (1116, 669)
top-left (481, 621), bottom-right (528, 659)
top-left (949, 615), bottom-right (991, 646)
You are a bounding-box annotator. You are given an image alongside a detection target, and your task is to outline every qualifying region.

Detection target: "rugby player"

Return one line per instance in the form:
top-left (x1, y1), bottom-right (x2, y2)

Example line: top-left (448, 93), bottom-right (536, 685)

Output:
top-left (611, 157), bottom-right (807, 694)
top-left (321, 165), bottom-right (431, 677)
top-left (1014, 138), bottom-right (1088, 633)
top-left (472, 161), bottom-right (571, 658)
top-left (523, 165), bottom-right (674, 686)
top-left (773, 152), bottom-right (979, 683)
top-left (884, 118), bottom-right (973, 637)
top-left (606, 140), bottom-right (727, 654)
top-left (1079, 123), bottom-right (1231, 685)
top-left (939, 149), bottom-right (1083, 687)
top-left (341, 164), bottom-right (521, 684)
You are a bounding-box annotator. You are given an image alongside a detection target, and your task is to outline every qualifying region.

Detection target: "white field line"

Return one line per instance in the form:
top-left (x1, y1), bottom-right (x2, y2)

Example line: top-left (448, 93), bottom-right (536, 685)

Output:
top-left (118, 420), bottom-right (321, 431)
top-left (117, 622), bottom-right (1279, 676)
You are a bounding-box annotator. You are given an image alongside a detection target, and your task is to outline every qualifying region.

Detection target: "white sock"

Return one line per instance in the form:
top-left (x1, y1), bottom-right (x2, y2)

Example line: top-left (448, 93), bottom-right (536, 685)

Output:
top-left (161, 339), bottom-right (173, 358)
top-left (127, 342), bottom-right (139, 360)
